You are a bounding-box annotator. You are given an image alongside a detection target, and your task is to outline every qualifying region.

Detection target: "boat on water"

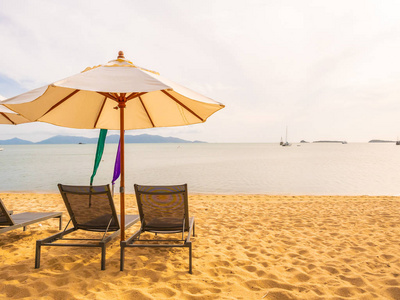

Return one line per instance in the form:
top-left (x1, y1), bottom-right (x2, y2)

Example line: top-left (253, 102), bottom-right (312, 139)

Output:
top-left (0, 148), bottom-right (3, 151)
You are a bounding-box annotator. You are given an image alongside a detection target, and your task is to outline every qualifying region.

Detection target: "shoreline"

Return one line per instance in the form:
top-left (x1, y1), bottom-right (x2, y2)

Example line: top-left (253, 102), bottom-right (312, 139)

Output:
top-left (2, 190), bottom-right (400, 197)
top-left (1, 193), bottom-right (399, 299)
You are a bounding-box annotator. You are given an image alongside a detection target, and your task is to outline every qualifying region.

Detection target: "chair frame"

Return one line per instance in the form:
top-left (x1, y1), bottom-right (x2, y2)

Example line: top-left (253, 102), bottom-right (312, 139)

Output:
top-left (120, 184), bottom-right (195, 274)
top-left (0, 198), bottom-right (62, 234)
top-left (35, 184), bottom-right (139, 270)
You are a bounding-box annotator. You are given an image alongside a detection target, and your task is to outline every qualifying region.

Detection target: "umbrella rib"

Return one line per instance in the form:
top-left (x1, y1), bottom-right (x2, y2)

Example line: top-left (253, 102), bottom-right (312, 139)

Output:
top-left (161, 90), bottom-right (205, 122)
top-left (126, 92), bottom-right (147, 101)
top-left (97, 92), bottom-right (118, 101)
top-left (43, 89), bottom-right (80, 117)
top-left (93, 96), bottom-right (107, 128)
top-left (138, 96), bottom-right (155, 127)
top-left (0, 112), bottom-right (16, 125)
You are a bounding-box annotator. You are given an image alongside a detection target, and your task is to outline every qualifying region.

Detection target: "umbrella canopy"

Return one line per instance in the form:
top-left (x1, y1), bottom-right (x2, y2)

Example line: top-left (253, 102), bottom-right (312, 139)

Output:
top-left (0, 94), bottom-right (30, 124)
top-left (0, 104), bottom-right (30, 125)
top-left (3, 52), bottom-right (224, 129)
top-left (3, 51), bottom-right (225, 240)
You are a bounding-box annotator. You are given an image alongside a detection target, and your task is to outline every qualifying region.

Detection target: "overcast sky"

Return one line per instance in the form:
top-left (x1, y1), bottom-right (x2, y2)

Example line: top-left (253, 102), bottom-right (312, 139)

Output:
top-left (1, 0), bottom-right (400, 143)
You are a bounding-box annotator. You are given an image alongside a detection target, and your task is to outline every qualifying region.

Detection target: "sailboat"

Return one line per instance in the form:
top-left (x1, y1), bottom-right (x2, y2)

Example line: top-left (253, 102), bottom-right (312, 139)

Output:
top-left (282, 127), bottom-right (291, 147)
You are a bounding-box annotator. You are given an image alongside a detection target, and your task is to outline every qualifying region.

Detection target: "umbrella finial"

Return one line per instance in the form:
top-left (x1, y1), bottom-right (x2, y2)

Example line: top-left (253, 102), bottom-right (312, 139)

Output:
top-left (118, 51), bottom-right (125, 59)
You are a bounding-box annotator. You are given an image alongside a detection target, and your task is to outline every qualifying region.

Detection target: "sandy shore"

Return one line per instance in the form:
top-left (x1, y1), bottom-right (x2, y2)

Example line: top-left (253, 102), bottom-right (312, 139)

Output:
top-left (0, 193), bottom-right (399, 299)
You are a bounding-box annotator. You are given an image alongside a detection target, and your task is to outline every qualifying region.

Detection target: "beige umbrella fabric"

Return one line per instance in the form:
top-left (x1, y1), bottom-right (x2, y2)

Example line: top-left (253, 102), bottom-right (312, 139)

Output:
top-left (0, 95), bottom-right (30, 124)
top-left (0, 104), bottom-right (30, 125)
top-left (3, 53), bottom-right (224, 130)
top-left (3, 51), bottom-right (225, 240)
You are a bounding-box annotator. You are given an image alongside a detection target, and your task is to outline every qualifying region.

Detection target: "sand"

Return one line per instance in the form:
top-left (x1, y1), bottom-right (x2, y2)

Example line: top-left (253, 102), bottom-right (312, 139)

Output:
top-left (0, 193), bottom-right (399, 300)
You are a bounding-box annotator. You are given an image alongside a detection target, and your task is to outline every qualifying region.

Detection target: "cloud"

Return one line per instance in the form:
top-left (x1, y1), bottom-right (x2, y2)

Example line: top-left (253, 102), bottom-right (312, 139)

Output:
top-left (1, 1), bottom-right (400, 142)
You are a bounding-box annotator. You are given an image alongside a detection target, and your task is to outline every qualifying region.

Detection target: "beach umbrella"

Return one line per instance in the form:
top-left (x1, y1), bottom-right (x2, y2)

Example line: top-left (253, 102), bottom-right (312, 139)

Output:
top-left (0, 104), bottom-right (30, 125)
top-left (3, 51), bottom-right (225, 240)
top-left (0, 94), bottom-right (30, 124)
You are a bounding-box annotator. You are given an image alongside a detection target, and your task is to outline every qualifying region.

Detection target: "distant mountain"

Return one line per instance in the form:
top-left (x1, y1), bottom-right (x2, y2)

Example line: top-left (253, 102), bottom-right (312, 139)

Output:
top-left (120, 134), bottom-right (204, 144)
top-left (0, 134), bottom-right (205, 145)
top-left (0, 138), bottom-right (34, 145)
top-left (36, 136), bottom-right (96, 144)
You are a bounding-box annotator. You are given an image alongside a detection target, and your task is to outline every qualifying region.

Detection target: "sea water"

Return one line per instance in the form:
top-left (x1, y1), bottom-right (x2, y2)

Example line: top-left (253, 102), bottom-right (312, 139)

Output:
top-left (1, 143), bottom-right (400, 195)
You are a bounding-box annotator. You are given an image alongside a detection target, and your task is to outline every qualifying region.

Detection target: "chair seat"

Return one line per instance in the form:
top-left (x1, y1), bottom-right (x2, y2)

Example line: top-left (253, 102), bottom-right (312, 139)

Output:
top-left (0, 211), bottom-right (62, 234)
top-left (77, 214), bottom-right (119, 232)
top-left (144, 217), bottom-right (184, 232)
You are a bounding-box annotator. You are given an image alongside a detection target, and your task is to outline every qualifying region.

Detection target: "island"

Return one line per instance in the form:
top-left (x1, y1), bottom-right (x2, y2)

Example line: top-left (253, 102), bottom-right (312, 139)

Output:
top-left (368, 140), bottom-right (395, 143)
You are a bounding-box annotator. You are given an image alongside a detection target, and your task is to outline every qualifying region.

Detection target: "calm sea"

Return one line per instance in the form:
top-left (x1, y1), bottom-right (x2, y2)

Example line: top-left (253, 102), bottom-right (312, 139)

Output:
top-left (1, 143), bottom-right (400, 195)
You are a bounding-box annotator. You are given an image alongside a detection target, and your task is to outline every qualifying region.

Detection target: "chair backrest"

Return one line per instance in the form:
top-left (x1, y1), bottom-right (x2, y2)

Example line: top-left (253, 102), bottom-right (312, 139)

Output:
top-left (134, 184), bottom-right (189, 232)
top-left (58, 184), bottom-right (120, 232)
top-left (0, 198), bottom-right (14, 226)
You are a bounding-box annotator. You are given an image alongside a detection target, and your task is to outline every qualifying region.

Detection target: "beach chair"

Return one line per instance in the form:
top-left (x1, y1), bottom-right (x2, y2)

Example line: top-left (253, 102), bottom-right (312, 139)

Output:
top-left (35, 184), bottom-right (139, 270)
top-left (0, 198), bottom-right (62, 234)
top-left (120, 184), bottom-right (195, 274)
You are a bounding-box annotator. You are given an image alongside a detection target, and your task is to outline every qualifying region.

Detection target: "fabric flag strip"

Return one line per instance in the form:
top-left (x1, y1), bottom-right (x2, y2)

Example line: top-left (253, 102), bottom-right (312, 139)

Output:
top-left (112, 137), bottom-right (122, 196)
top-left (90, 129), bottom-right (108, 186)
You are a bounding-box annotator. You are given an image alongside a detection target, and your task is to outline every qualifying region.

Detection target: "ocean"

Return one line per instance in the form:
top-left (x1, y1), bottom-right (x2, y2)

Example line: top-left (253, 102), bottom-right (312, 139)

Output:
top-left (1, 143), bottom-right (400, 195)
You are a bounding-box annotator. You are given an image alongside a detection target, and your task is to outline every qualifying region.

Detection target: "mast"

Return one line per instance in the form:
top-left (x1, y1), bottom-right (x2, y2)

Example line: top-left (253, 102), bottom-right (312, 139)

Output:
top-left (286, 126), bottom-right (288, 143)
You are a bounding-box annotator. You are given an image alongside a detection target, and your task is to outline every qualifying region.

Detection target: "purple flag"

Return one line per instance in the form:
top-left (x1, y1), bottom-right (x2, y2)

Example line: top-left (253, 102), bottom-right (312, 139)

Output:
top-left (112, 139), bottom-right (121, 185)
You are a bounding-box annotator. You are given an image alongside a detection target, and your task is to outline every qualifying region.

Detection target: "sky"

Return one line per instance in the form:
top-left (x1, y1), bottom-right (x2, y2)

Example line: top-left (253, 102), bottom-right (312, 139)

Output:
top-left (1, 0), bottom-right (400, 143)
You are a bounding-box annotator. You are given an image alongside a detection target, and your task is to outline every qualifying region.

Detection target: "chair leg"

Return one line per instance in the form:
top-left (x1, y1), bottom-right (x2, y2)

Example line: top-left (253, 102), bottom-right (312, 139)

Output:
top-left (58, 216), bottom-right (62, 230)
top-left (188, 242), bottom-right (192, 274)
top-left (120, 242), bottom-right (125, 271)
top-left (35, 241), bottom-right (41, 269)
top-left (101, 244), bottom-right (106, 270)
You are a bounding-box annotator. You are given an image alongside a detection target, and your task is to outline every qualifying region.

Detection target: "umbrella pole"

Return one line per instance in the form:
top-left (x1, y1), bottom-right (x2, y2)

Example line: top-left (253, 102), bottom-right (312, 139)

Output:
top-left (119, 95), bottom-right (126, 241)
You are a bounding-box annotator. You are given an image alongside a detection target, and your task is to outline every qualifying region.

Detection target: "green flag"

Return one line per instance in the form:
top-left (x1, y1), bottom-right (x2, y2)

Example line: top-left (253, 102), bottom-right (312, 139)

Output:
top-left (90, 129), bottom-right (108, 186)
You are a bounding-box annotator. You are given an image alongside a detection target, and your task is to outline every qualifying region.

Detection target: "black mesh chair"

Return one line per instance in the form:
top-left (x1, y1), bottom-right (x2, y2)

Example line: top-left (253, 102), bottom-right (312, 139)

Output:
top-left (35, 184), bottom-right (139, 270)
top-left (0, 198), bottom-right (62, 234)
top-left (120, 184), bottom-right (195, 273)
